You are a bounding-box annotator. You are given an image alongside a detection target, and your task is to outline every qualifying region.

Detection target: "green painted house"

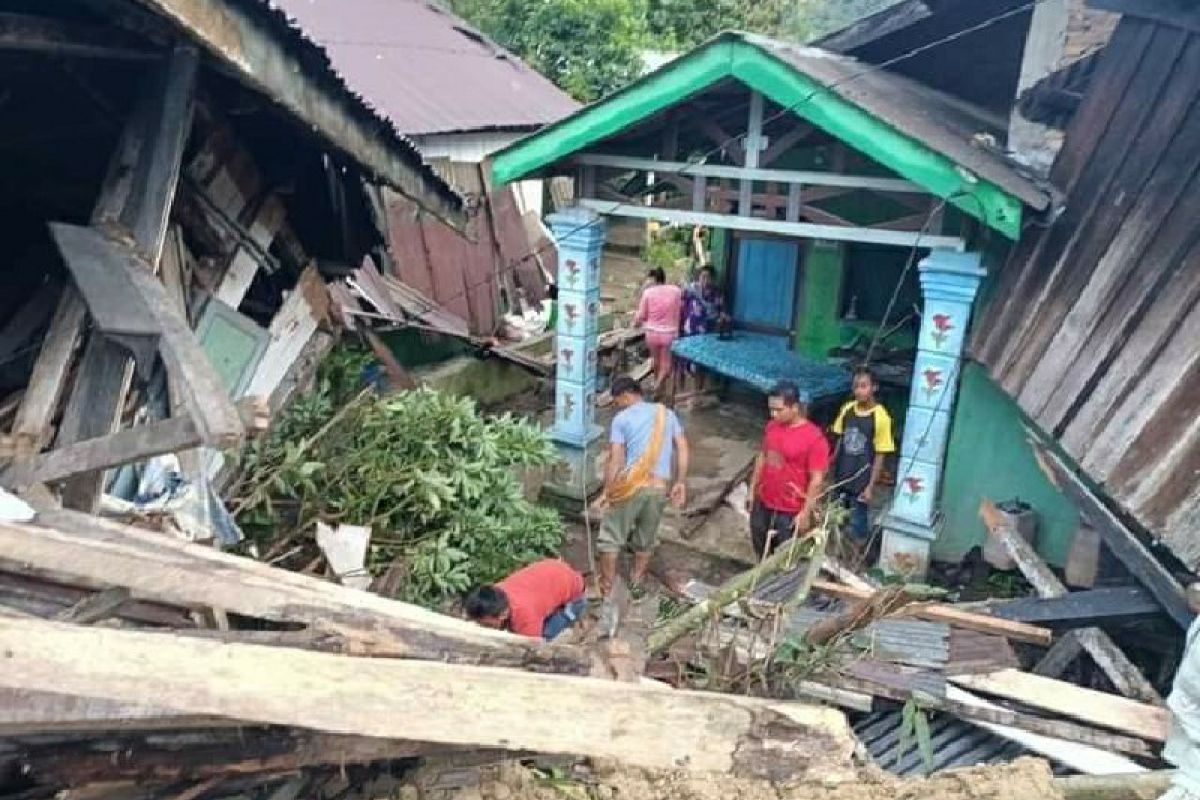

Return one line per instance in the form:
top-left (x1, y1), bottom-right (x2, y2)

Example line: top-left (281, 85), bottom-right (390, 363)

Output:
top-left (488, 30), bottom-right (1096, 576)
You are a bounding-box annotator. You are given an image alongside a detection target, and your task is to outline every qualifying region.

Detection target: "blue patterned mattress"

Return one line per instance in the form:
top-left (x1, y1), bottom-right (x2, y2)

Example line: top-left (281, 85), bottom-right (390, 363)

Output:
top-left (672, 333), bottom-right (851, 403)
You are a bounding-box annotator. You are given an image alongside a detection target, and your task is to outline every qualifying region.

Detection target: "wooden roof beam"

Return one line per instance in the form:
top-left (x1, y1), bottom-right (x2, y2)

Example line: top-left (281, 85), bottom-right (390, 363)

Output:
top-left (0, 12), bottom-right (158, 60)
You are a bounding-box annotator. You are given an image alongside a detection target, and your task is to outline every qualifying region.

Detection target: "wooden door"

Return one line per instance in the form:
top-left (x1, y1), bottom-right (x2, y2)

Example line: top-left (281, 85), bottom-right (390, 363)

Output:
top-left (731, 237), bottom-right (801, 336)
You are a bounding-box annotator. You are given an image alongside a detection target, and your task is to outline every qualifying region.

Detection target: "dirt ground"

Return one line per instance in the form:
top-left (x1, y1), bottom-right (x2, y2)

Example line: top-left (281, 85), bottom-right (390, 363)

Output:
top-left (555, 394), bottom-right (766, 590)
top-left (407, 756), bottom-right (1062, 800)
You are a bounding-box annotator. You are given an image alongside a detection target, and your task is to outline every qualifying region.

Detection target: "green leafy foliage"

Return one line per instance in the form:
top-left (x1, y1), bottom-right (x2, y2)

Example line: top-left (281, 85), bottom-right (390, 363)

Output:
top-left (641, 227), bottom-right (690, 274)
top-left (447, 0), bottom-right (904, 101)
top-left (898, 697), bottom-right (936, 775)
top-left (234, 349), bottom-right (564, 607)
top-left (449, 0), bottom-right (649, 102)
top-left (645, 0), bottom-right (792, 49)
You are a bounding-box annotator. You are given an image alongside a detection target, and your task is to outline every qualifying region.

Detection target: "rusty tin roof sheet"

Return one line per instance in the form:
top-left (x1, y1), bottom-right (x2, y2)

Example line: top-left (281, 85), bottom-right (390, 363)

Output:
top-left (268, 0), bottom-right (580, 137)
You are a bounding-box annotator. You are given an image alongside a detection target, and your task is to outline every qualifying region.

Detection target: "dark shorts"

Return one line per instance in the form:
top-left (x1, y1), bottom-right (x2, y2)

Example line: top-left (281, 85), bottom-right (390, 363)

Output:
top-left (750, 501), bottom-right (798, 559)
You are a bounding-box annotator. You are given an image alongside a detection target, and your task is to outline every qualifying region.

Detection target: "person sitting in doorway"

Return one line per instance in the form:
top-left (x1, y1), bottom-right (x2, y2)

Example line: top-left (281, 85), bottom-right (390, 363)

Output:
top-left (746, 381), bottom-right (830, 559)
top-left (831, 366), bottom-right (895, 554)
top-left (463, 558), bottom-right (586, 641)
top-left (592, 374), bottom-right (689, 595)
top-left (633, 267), bottom-right (682, 398)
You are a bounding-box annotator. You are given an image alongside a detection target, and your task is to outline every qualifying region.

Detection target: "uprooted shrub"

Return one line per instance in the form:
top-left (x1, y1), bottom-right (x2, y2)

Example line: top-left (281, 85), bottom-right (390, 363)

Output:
top-left (233, 351), bottom-right (563, 608)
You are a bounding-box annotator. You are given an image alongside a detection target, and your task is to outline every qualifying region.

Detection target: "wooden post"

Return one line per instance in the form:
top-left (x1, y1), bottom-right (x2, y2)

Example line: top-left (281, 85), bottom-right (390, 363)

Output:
top-left (1032, 444), bottom-right (1193, 629)
top-left (54, 43), bottom-right (200, 512)
top-left (980, 499), bottom-right (1162, 704)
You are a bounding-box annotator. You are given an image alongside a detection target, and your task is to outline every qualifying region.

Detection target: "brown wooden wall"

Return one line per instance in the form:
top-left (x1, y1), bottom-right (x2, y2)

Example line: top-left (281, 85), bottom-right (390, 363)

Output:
top-left (973, 11), bottom-right (1200, 570)
top-left (385, 162), bottom-right (550, 336)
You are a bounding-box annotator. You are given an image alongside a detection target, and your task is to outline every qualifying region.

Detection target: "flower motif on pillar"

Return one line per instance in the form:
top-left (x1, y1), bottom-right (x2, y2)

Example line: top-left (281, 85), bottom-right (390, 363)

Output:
top-left (885, 249), bottom-right (984, 541)
top-left (547, 208), bottom-right (606, 449)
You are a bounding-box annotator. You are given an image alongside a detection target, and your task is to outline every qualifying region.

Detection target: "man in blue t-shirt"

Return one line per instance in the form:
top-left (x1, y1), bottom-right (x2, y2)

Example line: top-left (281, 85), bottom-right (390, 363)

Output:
top-left (593, 375), bottom-right (689, 594)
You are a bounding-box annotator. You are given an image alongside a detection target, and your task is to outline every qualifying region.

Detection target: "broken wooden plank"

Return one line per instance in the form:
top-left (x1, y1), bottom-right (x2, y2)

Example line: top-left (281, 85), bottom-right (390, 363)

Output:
top-left (2, 398), bottom-right (261, 489)
top-left (1033, 443), bottom-right (1193, 628)
top-left (0, 687), bottom-right (225, 735)
top-left (828, 673), bottom-right (1155, 760)
top-left (10, 290), bottom-right (89, 457)
top-left (0, 615), bottom-right (857, 781)
top-left (811, 580), bottom-right (1054, 646)
top-left (245, 265), bottom-right (329, 400)
top-left (948, 669), bottom-right (1169, 742)
top-left (54, 44), bottom-right (201, 513)
top-left (1036, 630), bottom-right (1087, 676)
top-left (50, 223), bottom-right (245, 448)
top-left (213, 195), bottom-right (286, 309)
top-left (21, 731), bottom-right (457, 787)
top-left (1055, 771), bottom-right (1174, 800)
top-left (54, 587), bottom-right (131, 625)
top-left (0, 514), bottom-right (593, 674)
top-left (988, 586), bottom-right (1160, 626)
top-left (944, 685), bottom-right (1148, 775)
top-left (981, 498), bottom-right (1161, 703)
top-left (54, 228), bottom-right (161, 378)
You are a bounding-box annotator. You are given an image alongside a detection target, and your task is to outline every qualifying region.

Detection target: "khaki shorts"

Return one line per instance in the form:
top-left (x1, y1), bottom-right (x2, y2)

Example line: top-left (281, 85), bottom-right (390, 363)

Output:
top-left (597, 488), bottom-right (668, 553)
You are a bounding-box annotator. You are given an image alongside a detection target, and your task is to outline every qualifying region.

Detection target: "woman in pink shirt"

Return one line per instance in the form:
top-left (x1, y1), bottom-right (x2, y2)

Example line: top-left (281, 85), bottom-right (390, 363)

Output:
top-left (634, 267), bottom-right (683, 393)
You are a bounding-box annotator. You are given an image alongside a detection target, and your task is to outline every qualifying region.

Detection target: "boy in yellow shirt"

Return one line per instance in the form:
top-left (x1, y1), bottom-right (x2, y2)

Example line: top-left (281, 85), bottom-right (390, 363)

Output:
top-left (831, 366), bottom-right (896, 546)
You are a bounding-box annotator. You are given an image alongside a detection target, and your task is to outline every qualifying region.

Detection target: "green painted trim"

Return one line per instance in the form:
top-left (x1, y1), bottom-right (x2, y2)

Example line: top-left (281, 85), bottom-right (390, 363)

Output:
top-left (491, 42), bottom-right (735, 185)
top-left (733, 48), bottom-right (1022, 239)
top-left (491, 35), bottom-right (1024, 239)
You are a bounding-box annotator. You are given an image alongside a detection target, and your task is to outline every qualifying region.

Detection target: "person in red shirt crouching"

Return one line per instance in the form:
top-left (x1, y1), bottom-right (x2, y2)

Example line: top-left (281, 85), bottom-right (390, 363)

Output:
top-left (746, 380), bottom-right (831, 559)
top-left (463, 559), bottom-right (587, 640)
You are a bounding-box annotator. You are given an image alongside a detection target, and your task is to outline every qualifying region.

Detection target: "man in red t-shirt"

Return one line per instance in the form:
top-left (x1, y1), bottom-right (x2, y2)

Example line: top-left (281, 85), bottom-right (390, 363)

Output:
top-left (746, 380), bottom-right (831, 558)
top-left (463, 559), bottom-right (587, 640)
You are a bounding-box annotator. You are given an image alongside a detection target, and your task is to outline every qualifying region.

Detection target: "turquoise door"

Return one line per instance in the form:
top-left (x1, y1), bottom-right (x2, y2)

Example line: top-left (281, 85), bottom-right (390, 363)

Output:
top-left (732, 237), bottom-right (800, 335)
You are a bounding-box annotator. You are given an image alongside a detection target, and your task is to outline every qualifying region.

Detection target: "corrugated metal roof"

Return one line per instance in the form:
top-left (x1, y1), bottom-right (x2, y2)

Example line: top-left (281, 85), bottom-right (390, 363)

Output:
top-left (140, 0), bottom-right (464, 224)
top-left (268, 0), bottom-right (580, 136)
top-left (853, 709), bottom-right (1046, 776)
top-left (744, 34), bottom-right (1051, 211)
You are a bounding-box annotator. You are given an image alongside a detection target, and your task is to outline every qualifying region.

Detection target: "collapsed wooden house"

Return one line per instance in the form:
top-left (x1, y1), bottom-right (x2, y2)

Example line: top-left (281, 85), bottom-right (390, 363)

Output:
top-left (0, 510), bottom-right (858, 799)
top-left (0, 0), bottom-right (475, 518)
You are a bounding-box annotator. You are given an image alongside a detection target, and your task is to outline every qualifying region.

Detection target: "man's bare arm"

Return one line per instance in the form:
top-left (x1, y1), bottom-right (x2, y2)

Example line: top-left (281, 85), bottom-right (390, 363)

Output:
top-left (604, 442), bottom-right (625, 496)
top-left (671, 433), bottom-right (690, 507)
top-left (805, 468), bottom-right (827, 522)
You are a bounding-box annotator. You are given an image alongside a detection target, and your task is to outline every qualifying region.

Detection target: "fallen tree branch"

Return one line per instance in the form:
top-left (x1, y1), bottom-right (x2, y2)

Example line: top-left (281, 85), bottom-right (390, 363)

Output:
top-left (648, 529), bottom-right (825, 654)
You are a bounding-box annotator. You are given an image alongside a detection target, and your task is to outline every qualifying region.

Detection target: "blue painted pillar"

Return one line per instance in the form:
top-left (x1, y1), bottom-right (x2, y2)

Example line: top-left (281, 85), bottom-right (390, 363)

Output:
top-left (546, 208), bottom-right (606, 497)
top-left (880, 250), bottom-right (985, 578)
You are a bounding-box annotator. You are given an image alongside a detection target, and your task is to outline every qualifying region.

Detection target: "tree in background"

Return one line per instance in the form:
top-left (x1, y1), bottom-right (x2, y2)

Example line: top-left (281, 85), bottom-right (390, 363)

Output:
top-left (645, 0), bottom-right (792, 50)
top-left (447, 0), bottom-right (904, 102)
top-left (449, 0), bottom-right (650, 102)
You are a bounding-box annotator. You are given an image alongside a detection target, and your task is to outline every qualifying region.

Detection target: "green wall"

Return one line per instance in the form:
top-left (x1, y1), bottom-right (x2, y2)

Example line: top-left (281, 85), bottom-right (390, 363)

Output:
top-left (795, 240), bottom-right (845, 358)
top-left (936, 361), bottom-right (1080, 567)
top-left (710, 227), bottom-right (729, 277)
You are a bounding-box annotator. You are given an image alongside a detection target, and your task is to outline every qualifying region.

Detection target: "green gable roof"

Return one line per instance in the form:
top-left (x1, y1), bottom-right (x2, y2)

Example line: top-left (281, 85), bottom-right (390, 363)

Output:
top-left (491, 32), bottom-right (1049, 240)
